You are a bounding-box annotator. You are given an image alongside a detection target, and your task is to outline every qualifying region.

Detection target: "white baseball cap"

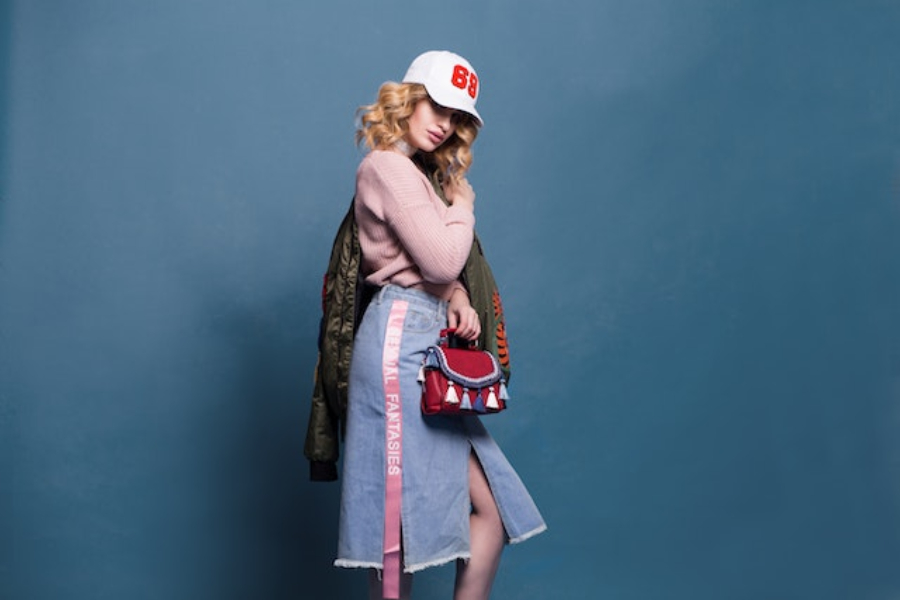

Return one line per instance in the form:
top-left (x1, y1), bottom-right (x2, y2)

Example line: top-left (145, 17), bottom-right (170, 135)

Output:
top-left (402, 50), bottom-right (483, 125)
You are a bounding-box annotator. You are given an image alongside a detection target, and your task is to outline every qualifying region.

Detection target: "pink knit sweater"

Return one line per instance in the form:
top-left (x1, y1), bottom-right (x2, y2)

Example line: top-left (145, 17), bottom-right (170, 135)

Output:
top-left (355, 150), bottom-right (475, 301)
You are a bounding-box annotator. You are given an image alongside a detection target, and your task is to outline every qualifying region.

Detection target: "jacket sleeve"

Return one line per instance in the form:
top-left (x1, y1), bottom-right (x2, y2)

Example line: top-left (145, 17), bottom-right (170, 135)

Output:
top-left (304, 354), bottom-right (339, 481)
top-left (302, 201), bottom-right (361, 482)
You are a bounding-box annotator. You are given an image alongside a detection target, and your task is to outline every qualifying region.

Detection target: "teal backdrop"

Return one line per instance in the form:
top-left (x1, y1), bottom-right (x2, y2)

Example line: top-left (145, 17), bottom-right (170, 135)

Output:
top-left (2, 1), bottom-right (900, 599)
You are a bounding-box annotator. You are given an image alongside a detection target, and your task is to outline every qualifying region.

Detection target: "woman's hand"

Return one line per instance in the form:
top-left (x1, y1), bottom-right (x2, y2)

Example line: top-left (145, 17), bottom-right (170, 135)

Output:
top-left (443, 177), bottom-right (475, 211)
top-left (447, 288), bottom-right (481, 341)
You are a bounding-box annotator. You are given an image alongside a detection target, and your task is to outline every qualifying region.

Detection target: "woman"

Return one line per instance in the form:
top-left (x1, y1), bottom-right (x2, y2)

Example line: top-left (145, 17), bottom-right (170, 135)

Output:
top-left (333, 51), bottom-right (546, 600)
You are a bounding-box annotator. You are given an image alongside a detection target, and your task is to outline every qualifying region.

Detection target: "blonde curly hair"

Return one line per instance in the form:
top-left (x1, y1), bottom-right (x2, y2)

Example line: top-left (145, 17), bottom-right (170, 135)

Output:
top-left (356, 82), bottom-right (480, 185)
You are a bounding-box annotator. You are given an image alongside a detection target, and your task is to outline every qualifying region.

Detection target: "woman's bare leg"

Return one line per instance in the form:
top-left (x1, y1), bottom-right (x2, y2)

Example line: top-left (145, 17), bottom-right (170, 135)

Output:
top-left (454, 451), bottom-right (505, 600)
top-left (368, 569), bottom-right (413, 600)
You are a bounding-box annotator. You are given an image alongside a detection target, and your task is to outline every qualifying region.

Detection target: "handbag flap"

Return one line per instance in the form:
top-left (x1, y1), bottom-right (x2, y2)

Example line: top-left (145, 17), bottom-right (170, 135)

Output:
top-left (425, 346), bottom-right (503, 388)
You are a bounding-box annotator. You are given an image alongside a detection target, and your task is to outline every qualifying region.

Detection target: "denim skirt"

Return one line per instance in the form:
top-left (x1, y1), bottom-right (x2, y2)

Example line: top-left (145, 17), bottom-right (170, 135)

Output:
top-left (334, 285), bottom-right (546, 573)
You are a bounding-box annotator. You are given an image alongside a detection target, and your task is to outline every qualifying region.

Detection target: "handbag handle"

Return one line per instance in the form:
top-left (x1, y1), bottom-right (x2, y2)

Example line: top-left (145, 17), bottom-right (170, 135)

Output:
top-left (440, 328), bottom-right (477, 350)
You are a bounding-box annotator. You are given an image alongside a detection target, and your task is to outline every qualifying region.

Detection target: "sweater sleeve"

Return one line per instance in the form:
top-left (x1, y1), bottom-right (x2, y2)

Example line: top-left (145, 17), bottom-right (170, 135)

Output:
top-left (358, 152), bottom-right (475, 284)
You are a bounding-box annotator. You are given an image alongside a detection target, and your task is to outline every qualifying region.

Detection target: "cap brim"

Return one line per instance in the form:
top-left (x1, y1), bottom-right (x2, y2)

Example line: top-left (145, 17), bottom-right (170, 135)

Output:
top-left (424, 84), bottom-right (483, 126)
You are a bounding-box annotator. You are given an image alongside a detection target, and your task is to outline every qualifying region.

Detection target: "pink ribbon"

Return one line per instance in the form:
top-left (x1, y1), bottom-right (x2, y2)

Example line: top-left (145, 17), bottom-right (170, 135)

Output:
top-left (382, 300), bottom-right (408, 599)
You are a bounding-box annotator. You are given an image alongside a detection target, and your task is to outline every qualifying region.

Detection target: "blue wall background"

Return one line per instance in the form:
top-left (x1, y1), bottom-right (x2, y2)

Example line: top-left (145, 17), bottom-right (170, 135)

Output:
top-left (2, 1), bottom-right (900, 599)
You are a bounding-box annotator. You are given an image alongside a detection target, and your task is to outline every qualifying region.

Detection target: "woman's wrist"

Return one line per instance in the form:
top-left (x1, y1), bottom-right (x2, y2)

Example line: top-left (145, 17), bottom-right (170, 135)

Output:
top-left (448, 287), bottom-right (470, 307)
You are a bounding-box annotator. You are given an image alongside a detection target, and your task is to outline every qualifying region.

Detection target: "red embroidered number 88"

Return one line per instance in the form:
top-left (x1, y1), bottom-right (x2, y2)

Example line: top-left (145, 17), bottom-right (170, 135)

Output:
top-left (451, 64), bottom-right (478, 99)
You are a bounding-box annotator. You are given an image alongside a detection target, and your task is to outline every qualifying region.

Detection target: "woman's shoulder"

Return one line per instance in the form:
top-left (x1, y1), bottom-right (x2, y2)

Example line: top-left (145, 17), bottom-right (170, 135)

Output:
top-left (358, 150), bottom-right (421, 181)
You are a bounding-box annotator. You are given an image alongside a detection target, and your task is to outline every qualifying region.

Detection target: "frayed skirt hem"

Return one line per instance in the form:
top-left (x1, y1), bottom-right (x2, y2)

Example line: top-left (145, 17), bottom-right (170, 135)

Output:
top-left (333, 552), bottom-right (471, 574)
top-left (333, 559), bottom-right (381, 570)
top-left (509, 523), bottom-right (548, 544)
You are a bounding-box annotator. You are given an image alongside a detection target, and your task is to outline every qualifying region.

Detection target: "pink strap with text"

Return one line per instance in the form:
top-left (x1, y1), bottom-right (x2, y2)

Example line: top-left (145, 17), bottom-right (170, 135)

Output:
top-left (382, 300), bottom-right (408, 599)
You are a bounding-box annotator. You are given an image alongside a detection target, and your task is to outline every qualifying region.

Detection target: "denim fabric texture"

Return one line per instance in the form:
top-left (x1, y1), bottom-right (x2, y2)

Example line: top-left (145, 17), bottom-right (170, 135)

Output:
top-left (335, 285), bottom-right (546, 573)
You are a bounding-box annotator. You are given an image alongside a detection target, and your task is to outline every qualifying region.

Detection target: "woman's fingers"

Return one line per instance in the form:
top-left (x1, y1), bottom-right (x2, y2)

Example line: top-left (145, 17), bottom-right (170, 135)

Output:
top-left (443, 177), bottom-right (475, 208)
top-left (451, 307), bottom-right (481, 341)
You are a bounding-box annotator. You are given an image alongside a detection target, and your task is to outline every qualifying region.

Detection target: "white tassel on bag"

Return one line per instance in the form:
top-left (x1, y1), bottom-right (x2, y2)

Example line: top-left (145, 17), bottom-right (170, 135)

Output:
top-left (444, 381), bottom-right (460, 405)
top-left (486, 386), bottom-right (499, 410)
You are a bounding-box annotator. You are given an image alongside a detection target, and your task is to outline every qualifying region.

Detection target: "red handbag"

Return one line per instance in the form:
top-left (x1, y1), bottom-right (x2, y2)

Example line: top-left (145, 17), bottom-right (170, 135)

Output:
top-left (419, 329), bottom-right (508, 416)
